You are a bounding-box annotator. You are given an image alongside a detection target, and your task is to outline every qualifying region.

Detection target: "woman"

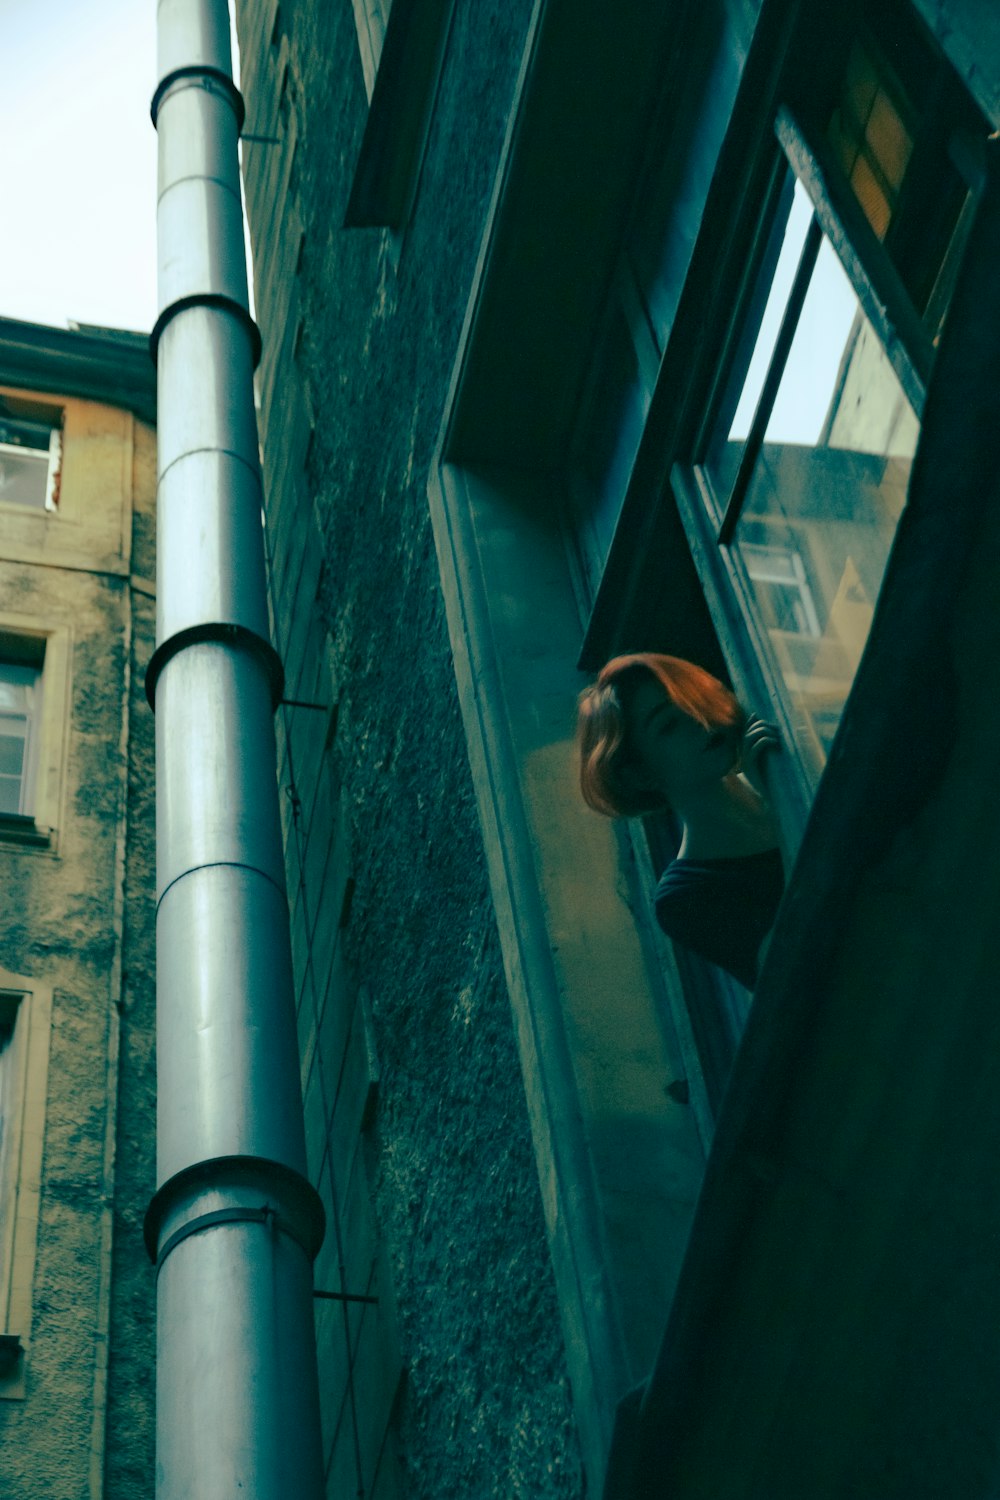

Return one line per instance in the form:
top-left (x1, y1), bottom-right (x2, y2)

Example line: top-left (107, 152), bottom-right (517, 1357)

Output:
top-left (577, 653), bottom-right (783, 988)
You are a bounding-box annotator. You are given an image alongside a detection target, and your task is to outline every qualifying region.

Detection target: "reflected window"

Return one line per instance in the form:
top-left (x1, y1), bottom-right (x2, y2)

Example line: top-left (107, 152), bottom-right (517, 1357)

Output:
top-left (828, 41), bottom-right (914, 243)
top-left (827, 31), bottom-right (981, 340)
top-left (704, 173), bottom-right (919, 778)
top-left (742, 542), bottom-right (821, 639)
top-left (688, 11), bottom-right (989, 785)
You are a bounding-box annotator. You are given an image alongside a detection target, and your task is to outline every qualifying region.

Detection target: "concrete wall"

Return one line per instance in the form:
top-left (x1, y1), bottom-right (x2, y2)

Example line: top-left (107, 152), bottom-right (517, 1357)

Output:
top-left (236, 0), bottom-right (583, 1494)
top-left (0, 390), bottom-right (156, 1500)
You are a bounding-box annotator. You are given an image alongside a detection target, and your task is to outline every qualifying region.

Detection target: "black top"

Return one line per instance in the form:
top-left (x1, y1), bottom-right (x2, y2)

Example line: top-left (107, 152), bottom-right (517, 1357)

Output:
top-left (654, 847), bottom-right (785, 989)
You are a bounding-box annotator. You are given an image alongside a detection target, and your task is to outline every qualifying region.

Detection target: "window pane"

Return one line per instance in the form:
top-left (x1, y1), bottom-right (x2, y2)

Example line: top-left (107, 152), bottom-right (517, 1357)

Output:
top-left (0, 733), bottom-right (25, 778)
top-left (732, 236), bottom-right (919, 779)
top-left (0, 445), bottom-right (48, 509)
top-left (0, 664), bottom-right (40, 816)
top-left (0, 666), bottom-right (37, 711)
top-left (0, 777), bottom-right (22, 816)
top-left (703, 176), bottom-right (813, 504)
top-left (828, 42), bottom-right (913, 244)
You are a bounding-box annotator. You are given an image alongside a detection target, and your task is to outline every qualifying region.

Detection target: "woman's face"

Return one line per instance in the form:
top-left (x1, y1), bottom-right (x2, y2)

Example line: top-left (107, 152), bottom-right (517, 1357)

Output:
top-left (623, 675), bottom-right (738, 802)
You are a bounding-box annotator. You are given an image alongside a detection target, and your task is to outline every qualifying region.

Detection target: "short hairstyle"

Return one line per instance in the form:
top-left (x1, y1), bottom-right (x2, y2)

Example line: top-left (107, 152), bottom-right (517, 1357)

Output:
top-left (577, 653), bottom-right (745, 817)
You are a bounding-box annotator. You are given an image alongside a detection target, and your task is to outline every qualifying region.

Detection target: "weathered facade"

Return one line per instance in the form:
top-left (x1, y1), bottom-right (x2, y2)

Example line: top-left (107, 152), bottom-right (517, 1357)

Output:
top-left (233, 0), bottom-right (1000, 1496)
top-left (0, 320), bottom-right (156, 1499)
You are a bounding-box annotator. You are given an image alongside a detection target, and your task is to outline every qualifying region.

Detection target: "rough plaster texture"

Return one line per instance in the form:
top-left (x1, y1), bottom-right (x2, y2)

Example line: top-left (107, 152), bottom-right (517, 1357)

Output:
top-left (103, 423), bottom-right (157, 1499)
top-left (0, 408), bottom-right (156, 1499)
top-left (238, 0), bottom-right (584, 1492)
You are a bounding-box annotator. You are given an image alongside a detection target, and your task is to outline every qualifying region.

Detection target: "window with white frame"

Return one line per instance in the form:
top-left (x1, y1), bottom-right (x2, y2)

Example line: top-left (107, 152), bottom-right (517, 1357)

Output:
top-left (0, 660), bottom-right (43, 819)
top-left (0, 399), bottom-right (62, 512)
top-left (0, 625), bottom-right (63, 843)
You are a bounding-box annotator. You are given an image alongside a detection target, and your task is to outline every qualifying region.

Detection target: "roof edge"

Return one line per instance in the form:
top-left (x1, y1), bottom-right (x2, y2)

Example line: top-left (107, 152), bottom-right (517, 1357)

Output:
top-left (0, 316), bottom-right (156, 426)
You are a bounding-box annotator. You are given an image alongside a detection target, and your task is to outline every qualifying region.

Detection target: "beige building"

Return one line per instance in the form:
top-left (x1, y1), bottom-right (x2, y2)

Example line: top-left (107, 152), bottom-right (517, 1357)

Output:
top-left (0, 319), bottom-right (156, 1500)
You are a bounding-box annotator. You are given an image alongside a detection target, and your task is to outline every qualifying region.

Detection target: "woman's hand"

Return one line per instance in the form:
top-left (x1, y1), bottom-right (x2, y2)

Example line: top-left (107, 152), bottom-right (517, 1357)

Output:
top-left (740, 715), bottom-right (781, 795)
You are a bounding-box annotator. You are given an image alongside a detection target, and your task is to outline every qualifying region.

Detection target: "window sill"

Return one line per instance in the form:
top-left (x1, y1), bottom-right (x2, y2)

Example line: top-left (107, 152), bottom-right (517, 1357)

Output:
top-left (0, 1334), bottom-right (23, 1378)
top-left (0, 815), bottom-right (53, 849)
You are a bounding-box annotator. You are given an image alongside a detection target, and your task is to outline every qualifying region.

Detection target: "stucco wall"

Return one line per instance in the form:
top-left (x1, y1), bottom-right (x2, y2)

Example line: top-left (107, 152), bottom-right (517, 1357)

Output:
top-left (0, 397), bottom-right (156, 1500)
top-left (237, 0), bottom-right (583, 1493)
top-left (103, 419), bottom-right (157, 1500)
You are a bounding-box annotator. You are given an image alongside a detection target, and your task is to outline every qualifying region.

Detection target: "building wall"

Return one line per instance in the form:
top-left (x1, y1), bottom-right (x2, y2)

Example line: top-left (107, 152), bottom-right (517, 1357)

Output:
top-left (0, 387), bottom-right (156, 1499)
top-left (236, 0), bottom-right (1000, 1496)
top-left (237, 0), bottom-right (584, 1494)
top-left (103, 418), bottom-right (157, 1500)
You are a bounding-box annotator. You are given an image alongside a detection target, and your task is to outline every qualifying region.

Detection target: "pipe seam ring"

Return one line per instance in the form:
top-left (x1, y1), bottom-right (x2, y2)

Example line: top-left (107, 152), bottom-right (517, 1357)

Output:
top-left (156, 443), bottom-right (263, 494)
top-left (150, 294), bottom-right (263, 367)
top-left (155, 858), bottom-right (288, 918)
top-left (145, 622), bottom-right (285, 711)
top-left (154, 1205), bottom-right (303, 1278)
top-left (144, 1156), bottom-right (326, 1266)
top-left (151, 65), bottom-right (246, 130)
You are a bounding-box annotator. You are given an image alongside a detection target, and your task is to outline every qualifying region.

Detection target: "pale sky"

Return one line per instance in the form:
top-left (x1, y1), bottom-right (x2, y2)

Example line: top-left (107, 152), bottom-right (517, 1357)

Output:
top-left (1, 0), bottom-right (244, 336)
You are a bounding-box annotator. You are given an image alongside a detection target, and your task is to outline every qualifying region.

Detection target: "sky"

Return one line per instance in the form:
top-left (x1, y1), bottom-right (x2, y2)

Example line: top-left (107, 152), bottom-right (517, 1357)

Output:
top-left (1, 0), bottom-right (244, 336)
top-left (729, 179), bottom-right (858, 448)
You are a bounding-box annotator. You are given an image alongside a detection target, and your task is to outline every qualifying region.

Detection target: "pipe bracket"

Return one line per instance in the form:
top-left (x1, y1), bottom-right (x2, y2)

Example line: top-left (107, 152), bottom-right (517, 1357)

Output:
top-left (145, 621), bottom-right (284, 711)
top-left (150, 293), bottom-right (263, 367)
top-left (145, 1155), bottom-right (326, 1267)
top-left (155, 1205), bottom-right (298, 1277)
top-left (151, 65), bottom-right (246, 131)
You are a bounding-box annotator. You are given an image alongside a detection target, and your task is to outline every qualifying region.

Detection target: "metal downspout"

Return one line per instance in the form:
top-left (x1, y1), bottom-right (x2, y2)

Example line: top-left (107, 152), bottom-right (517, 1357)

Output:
top-left (144, 2), bottom-right (325, 1494)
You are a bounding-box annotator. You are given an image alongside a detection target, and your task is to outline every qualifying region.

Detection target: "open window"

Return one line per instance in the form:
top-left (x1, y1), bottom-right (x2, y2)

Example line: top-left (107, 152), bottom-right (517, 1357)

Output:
top-left (679, 0), bottom-right (986, 787)
top-left (0, 653), bottom-right (43, 820)
top-left (0, 970), bottom-right (53, 1400)
top-left (0, 397), bottom-right (62, 513)
top-left (571, 0), bottom-right (991, 1099)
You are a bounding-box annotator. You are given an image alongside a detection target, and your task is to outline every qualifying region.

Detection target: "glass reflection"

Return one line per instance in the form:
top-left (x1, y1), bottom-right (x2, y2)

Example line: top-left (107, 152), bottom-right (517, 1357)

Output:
top-left (732, 228), bottom-right (918, 777)
top-left (0, 447), bottom-right (48, 510)
top-left (703, 177), bottom-right (813, 507)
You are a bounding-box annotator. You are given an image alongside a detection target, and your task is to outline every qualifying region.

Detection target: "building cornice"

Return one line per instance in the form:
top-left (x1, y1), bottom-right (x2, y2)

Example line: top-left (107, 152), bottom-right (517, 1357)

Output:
top-left (0, 317), bottom-right (156, 426)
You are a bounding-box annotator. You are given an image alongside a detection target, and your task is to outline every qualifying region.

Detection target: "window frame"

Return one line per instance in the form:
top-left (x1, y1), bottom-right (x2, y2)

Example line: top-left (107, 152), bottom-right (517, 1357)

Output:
top-left (567, 0), bottom-right (991, 1117)
top-left (0, 405), bottom-right (63, 515)
top-left (671, 103), bottom-right (938, 812)
top-left (0, 622), bottom-right (70, 849)
top-left (0, 655), bottom-right (44, 821)
top-left (580, 0), bottom-right (987, 845)
top-left (0, 969), bottom-right (53, 1400)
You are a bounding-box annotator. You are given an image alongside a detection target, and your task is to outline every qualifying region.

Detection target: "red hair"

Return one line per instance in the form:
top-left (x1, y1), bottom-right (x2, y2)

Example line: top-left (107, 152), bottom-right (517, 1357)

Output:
top-left (577, 653), bottom-right (745, 817)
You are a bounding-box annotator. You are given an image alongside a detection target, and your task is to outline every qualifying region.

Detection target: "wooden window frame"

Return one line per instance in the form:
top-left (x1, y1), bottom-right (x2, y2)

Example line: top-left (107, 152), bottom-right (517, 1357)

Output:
top-left (0, 401), bottom-right (63, 516)
top-left (0, 621), bottom-right (71, 850)
top-left (0, 969), bottom-right (53, 1400)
